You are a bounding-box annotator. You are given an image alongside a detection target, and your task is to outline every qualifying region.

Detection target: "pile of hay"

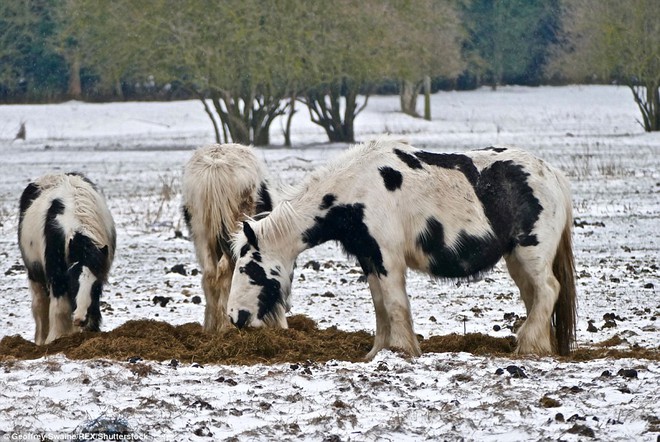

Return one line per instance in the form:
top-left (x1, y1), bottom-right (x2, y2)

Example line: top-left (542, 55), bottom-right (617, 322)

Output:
top-left (1, 315), bottom-right (655, 363)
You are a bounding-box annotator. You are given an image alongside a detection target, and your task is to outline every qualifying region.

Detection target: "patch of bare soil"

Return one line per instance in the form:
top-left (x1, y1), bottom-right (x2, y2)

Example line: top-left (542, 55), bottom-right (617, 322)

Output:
top-left (0, 315), bottom-right (657, 364)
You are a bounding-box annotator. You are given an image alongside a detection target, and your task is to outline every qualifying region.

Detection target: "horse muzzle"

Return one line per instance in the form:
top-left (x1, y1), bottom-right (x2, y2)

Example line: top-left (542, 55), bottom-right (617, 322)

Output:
top-left (230, 309), bottom-right (252, 329)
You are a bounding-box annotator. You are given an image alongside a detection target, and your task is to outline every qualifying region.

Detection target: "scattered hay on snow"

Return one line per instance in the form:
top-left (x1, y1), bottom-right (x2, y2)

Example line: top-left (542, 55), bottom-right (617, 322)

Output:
top-left (0, 315), bottom-right (656, 364)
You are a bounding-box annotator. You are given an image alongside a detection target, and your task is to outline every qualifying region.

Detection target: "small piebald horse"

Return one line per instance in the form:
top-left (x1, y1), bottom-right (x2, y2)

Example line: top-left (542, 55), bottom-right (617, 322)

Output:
top-left (182, 143), bottom-right (282, 332)
top-left (19, 172), bottom-right (116, 345)
top-left (226, 139), bottom-right (577, 360)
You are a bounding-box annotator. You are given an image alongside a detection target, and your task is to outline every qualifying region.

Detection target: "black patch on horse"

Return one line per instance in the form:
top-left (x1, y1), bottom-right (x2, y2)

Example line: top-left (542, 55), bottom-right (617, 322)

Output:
top-left (319, 194), bottom-right (337, 210)
top-left (302, 203), bottom-right (387, 276)
top-left (240, 260), bottom-right (283, 320)
top-left (68, 232), bottom-right (110, 278)
top-left (379, 166), bottom-right (403, 191)
top-left (18, 182), bottom-right (41, 239)
top-left (217, 235), bottom-right (232, 261)
top-left (26, 262), bottom-right (46, 285)
top-left (480, 146), bottom-right (508, 153)
top-left (239, 243), bottom-right (250, 258)
top-left (256, 181), bottom-right (273, 214)
top-left (44, 199), bottom-right (68, 298)
top-left (85, 280), bottom-right (103, 331)
top-left (394, 148), bottom-right (423, 169)
top-left (182, 205), bottom-right (192, 233)
top-left (416, 217), bottom-right (502, 278)
top-left (414, 151), bottom-right (480, 186)
top-left (474, 161), bottom-right (542, 252)
top-left (252, 212), bottom-right (270, 221)
top-left (67, 263), bottom-right (102, 331)
top-left (243, 222), bottom-right (259, 250)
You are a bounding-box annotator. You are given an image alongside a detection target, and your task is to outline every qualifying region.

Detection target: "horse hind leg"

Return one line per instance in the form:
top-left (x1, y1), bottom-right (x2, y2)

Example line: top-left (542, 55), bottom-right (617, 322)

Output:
top-left (506, 249), bottom-right (559, 355)
top-left (202, 254), bottom-right (233, 333)
top-left (202, 266), bottom-right (220, 333)
top-left (215, 255), bottom-right (233, 330)
top-left (30, 281), bottom-right (49, 345)
top-left (504, 254), bottom-right (535, 316)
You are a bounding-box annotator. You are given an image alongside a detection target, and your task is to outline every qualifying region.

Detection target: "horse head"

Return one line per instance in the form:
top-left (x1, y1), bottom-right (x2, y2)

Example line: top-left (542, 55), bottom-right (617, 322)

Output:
top-left (67, 237), bottom-right (109, 332)
top-left (227, 221), bottom-right (292, 329)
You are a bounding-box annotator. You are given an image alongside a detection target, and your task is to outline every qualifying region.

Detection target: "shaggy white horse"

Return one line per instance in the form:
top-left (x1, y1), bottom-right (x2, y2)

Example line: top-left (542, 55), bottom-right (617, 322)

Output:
top-left (182, 144), bottom-right (282, 332)
top-left (227, 139), bottom-right (577, 359)
top-left (18, 172), bottom-right (116, 345)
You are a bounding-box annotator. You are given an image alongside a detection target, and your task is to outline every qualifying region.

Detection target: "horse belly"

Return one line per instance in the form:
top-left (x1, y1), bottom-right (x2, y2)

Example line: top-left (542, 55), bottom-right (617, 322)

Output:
top-left (414, 216), bottom-right (503, 279)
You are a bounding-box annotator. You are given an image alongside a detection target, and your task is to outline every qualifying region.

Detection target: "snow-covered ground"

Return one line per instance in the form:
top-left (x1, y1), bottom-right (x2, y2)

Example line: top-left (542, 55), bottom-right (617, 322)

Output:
top-left (0, 85), bottom-right (658, 441)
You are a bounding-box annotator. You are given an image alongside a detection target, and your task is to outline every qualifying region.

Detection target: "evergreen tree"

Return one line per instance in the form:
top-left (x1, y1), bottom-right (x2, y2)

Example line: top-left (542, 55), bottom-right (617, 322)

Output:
top-left (460, 0), bottom-right (560, 88)
top-left (0, 1), bottom-right (68, 102)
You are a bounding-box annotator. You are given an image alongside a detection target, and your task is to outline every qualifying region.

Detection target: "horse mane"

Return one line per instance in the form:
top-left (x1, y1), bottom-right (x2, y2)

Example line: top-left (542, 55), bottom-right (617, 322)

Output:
top-left (248, 138), bottom-right (411, 247)
top-left (67, 175), bottom-right (115, 259)
top-left (254, 200), bottom-right (308, 248)
top-left (239, 138), bottom-right (414, 254)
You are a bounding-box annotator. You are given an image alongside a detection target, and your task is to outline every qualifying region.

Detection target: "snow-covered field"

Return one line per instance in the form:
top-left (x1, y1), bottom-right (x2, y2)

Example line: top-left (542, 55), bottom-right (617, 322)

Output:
top-left (0, 85), bottom-right (658, 441)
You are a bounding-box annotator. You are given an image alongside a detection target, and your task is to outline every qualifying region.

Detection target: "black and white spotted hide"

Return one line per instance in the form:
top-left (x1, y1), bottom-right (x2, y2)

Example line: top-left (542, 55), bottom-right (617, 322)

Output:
top-left (18, 172), bottom-right (116, 345)
top-left (227, 139), bottom-right (576, 360)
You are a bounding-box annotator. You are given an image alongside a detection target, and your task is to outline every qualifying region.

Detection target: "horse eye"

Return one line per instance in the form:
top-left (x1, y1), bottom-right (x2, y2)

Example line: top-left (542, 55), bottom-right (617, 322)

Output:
top-left (239, 266), bottom-right (245, 274)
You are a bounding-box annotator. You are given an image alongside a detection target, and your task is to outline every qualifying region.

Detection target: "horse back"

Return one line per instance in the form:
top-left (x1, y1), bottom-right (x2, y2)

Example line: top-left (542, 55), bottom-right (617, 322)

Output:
top-left (182, 144), bottom-right (275, 270)
top-left (18, 173), bottom-right (116, 287)
top-left (301, 141), bottom-right (569, 280)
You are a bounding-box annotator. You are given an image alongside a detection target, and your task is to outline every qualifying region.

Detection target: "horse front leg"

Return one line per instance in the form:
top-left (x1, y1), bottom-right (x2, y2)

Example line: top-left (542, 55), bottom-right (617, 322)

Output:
top-left (365, 274), bottom-right (390, 360)
top-left (379, 268), bottom-right (421, 357)
top-left (365, 254), bottom-right (420, 359)
top-left (45, 293), bottom-right (74, 344)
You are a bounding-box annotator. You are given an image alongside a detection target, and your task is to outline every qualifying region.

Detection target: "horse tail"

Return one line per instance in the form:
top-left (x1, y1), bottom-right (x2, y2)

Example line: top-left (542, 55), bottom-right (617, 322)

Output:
top-left (182, 144), bottom-right (265, 268)
top-left (552, 187), bottom-right (577, 356)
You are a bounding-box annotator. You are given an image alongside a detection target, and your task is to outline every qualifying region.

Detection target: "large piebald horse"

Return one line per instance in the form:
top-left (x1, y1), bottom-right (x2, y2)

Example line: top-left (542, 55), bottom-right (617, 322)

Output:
top-left (19, 172), bottom-right (116, 345)
top-left (227, 139), bottom-right (577, 359)
top-left (182, 144), bottom-right (282, 332)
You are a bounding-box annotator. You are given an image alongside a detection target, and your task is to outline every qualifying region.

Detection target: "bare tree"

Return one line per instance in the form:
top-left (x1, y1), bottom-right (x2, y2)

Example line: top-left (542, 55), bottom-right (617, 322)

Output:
top-left (551, 0), bottom-right (660, 131)
top-left (386, 0), bottom-right (465, 119)
top-left (297, 1), bottom-right (392, 143)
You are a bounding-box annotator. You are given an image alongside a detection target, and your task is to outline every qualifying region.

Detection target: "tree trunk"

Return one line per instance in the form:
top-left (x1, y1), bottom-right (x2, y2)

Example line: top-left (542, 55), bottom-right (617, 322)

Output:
top-left (423, 75), bottom-right (432, 121)
top-left (400, 80), bottom-right (419, 117)
top-left (284, 92), bottom-right (296, 147)
top-left (197, 95), bottom-right (222, 144)
top-left (67, 55), bottom-right (82, 100)
top-left (211, 95), bottom-right (246, 145)
top-left (630, 82), bottom-right (660, 132)
top-left (305, 79), bottom-right (368, 143)
top-left (114, 79), bottom-right (124, 100)
top-left (649, 82), bottom-right (659, 132)
top-left (208, 89), bottom-right (284, 145)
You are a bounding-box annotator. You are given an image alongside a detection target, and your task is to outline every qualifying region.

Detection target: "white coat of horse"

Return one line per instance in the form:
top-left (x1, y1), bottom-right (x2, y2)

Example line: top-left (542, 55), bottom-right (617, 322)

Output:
top-left (18, 172), bottom-right (116, 345)
top-left (182, 143), bottom-right (282, 332)
top-left (227, 139), bottom-right (577, 359)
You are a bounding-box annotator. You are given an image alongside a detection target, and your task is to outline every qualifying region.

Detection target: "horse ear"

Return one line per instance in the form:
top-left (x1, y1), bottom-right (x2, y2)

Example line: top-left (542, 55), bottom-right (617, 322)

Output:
top-left (243, 221), bottom-right (259, 249)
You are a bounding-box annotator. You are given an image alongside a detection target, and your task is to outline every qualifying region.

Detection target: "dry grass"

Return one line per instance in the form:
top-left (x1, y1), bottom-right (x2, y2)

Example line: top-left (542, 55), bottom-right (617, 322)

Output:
top-left (0, 315), bottom-right (657, 364)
